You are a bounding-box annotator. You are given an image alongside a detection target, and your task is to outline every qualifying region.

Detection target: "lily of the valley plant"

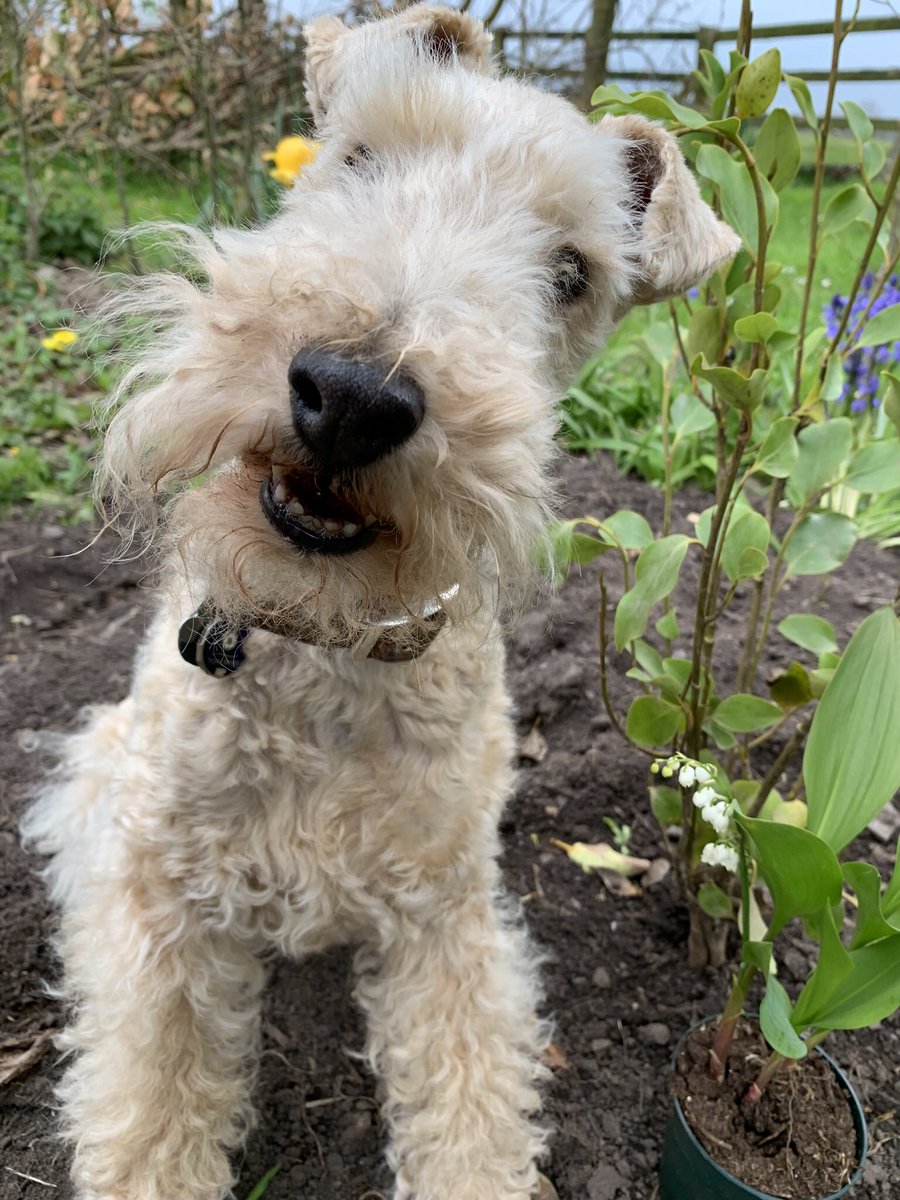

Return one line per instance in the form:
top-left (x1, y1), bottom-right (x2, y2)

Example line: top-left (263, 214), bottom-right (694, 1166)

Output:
top-left (553, 1), bottom-right (900, 1099)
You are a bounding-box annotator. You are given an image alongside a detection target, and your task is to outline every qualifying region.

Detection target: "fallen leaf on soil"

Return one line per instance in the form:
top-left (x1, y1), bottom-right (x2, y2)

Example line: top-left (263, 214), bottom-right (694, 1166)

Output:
top-left (541, 1041), bottom-right (569, 1071)
top-left (536, 1173), bottom-right (559, 1200)
top-left (550, 839), bottom-right (651, 876)
top-left (519, 722), bottom-right (548, 763)
top-left (0, 1029), bottom-right (54, 1087)
top-left (597, 870), bottom-right (643, 898)
top-left (641, 858), bottom-right (671, 888)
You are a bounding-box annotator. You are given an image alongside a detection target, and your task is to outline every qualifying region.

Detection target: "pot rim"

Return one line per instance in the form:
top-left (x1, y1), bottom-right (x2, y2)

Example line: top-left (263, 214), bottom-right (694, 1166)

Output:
top-left (669, 1016), bottom-right (868, 1200)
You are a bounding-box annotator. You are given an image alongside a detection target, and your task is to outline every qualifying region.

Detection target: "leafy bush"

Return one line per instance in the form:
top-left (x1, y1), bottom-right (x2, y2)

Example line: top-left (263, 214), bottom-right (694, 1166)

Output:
top-left (552, 8), bottom-right (900, 1111)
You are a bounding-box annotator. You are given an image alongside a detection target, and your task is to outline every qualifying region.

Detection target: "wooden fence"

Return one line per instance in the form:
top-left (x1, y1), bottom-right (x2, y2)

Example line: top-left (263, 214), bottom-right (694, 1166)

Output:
top-left (493, 15), bottom-right (900, 128)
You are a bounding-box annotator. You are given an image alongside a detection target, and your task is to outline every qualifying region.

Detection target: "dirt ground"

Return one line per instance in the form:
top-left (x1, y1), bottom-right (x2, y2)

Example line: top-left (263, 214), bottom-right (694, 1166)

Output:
top-left (1, 453), bottom-right (899, 1200)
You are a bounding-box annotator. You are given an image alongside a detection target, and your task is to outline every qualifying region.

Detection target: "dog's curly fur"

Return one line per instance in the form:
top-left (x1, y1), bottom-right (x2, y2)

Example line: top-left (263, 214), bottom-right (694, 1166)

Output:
top-left (23, 8), bottom-right (738, 1199)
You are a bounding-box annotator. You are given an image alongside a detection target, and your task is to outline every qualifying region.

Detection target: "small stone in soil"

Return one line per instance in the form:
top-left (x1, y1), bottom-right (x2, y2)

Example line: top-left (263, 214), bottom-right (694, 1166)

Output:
top-left (637, 1022), bottom-right (671, 1046)
top-left (592, 966), bottom-right (611, 988)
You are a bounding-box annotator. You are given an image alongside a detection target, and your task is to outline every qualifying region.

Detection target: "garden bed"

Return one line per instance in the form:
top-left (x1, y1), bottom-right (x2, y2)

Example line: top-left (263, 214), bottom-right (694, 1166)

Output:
top-left (1, 452), bottom-right (898, 1200)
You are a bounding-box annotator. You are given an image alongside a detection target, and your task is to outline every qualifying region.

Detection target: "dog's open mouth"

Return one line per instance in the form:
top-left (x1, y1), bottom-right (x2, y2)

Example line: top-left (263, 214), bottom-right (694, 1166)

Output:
top-left (261, 465), bottom-right (379, 555)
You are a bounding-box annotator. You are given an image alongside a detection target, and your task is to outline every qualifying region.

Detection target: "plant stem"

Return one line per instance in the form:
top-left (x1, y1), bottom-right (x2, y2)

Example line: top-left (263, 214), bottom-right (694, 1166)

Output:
top-left (686, 416), bottom-right (751, 757)
top-left (791, 0), bottom-right (850, 408)
top-left (597, 573), bottom-right (633, 749)
top-left (743, 1049), bottom-right (787, 1110)
top-left (737, 479), bottom-right (785, 693)
top-left (709, 960), bottom-right (757, 1081)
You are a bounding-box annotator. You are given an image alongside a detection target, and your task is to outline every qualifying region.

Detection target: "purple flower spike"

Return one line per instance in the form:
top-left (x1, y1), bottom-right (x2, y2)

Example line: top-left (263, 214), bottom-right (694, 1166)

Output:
top-left (822, 272), bottom-right (900, 415)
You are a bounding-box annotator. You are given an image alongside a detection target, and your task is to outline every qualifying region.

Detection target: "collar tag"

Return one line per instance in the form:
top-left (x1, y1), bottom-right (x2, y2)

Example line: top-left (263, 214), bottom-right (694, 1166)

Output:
top-left (178, 605), bottom-right (249, 677)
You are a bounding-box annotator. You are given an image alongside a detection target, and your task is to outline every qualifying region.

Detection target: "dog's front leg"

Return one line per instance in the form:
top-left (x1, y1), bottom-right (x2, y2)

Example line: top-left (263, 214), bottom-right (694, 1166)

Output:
top-left (57, 880), bottom-right (264, 1200)
top-left (355, 891), bottom-right (548, 1200)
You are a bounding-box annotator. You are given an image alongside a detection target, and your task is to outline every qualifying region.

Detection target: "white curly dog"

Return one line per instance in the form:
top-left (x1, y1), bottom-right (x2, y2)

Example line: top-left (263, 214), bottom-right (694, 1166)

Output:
top-left (24, 7), bottom-right (737, 1199)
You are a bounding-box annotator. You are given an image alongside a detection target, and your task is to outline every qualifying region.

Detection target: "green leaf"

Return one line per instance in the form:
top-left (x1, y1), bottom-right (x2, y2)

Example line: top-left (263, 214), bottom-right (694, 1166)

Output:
top-left (591, 84), bottom-right (718, 130)
top-left (821, 352), bottom-right (847, 404)
top-left (785, 74), bottom-right (818, 131)
top-left (650, 785), bottom-right (682, 827)
top-left (792, 904), bottom-right (854, 1030)
top-left (791, 418), bottom-right (853, 500)
top-left (544, 520), bottom-right (612, 582)
top-left (626, 695), bottom-right (685, 747)
top-left (760, 976), bottom-right (808, 1059)
top-left (798, 932), bottom-right (900, 1032)
top-left (884, 372), bottom-right (900, 437)
top-left (754, 416), bottom-right (799, 478)
top-left (883, 837), bottom-right (900, 925)
top-left (844, 441), bottom-right (900, 494)
top-left (655, 608), bottom-right (680, 640)
top-left (843, 862), bottom-right (896, 950)
top-left (841, 99), bottom-right (873, 145)
top-left (614, 535), bottom-right (692, 650)
top-left (777, 614), bottom-right (838, 656)
top-left (862, 139), bottom-right (886, 181)
top-left (746, 939), bottom-right (773, 975)
top-left (857, 304), bottom-right (900, 349)
top-left (769, 662), bottom-right (813, 709)
top-left (693, 357), bottom-right (767, 414)
top-left (714, 694), bottom-right (783, 733)
top-left (703, 716), bottom-right (737, 750)
top-left (698, 882), bottom-right (734, 919)
top-left (687, 305), bottom-right (724, 367)
top-left (671, 391), bottom-right (716, 439)
top-left (601, 509), bottom-right (654, 550)
top-left (735, 48), bottom-right (782, 118)
top-left (633, 639), bottom-right (664, 678)
top-left (820, 185), bottom-right (875, 239)
top-left (754, 107), bottom-right (802, 191)
top-left (805, 607), bottom-right (900, 853)
top-left (734, 312), bottom-right (779, 344)
top-left (738, 816), bottom-right (843, 937)
top-left (783, 513), bottom-right (857, 577)
top-left (695, 144), bottom-right (777, 250)
top-left (722, 508), bottom-right (770, 583)
top-left (244, 1165), bottom-right (282, 1200)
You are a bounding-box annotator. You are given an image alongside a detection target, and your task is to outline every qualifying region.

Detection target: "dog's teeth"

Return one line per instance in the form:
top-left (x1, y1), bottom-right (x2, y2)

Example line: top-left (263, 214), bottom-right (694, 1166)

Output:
top-left (342, 522), bottom-right (360, 537)
top-left (323, 519), bottom-right (342, 534)
top-left (287, 499), bottom-right (305, 517)
top-left (274, 482), bottom-right (289, 505)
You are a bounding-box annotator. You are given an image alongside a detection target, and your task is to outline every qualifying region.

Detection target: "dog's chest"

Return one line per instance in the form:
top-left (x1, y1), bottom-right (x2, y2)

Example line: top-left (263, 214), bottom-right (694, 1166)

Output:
top-left (136, 633), bottom-right (512, 950)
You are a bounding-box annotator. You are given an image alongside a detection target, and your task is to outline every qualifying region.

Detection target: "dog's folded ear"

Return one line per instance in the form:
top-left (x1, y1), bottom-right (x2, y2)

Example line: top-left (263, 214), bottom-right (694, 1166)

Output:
top-left (304, 5), bottom-right (495, 125)
top-left (598, 113), bottom-right (742, 305)
top-left (303, 4), bottom-right (496, 125)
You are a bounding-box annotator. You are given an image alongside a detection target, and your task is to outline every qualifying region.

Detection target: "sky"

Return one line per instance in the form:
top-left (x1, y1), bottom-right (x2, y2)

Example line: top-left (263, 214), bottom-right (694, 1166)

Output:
top-left (282, 0), bottom-right (900, 119)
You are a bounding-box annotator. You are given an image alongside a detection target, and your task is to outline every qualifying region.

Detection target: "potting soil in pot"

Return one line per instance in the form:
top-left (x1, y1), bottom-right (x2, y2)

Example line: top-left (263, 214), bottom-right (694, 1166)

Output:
top-left (673, 1020), bottom-right (858, 1199)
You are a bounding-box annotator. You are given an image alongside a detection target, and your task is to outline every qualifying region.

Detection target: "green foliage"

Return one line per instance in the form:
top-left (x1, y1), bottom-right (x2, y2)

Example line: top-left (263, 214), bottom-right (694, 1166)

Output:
top-left (555, 21), bottom-right (900, 1104)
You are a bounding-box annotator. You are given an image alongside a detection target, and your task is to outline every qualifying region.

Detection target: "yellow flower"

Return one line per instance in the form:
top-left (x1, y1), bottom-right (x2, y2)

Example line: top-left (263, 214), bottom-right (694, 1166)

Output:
top-left (41, 329), bottom-right (79, 352)
top-left (262, 136), bottom-right (319, 187)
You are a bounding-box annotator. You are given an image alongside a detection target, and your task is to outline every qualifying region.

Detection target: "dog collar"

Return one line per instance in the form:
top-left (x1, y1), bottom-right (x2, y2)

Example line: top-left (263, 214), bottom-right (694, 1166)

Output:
top-left (177, 587), bottom-right (458, 678)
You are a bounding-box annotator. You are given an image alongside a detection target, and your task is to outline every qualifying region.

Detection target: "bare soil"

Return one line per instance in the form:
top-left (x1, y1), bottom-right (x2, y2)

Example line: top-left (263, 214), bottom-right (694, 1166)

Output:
top-left (1, 453), bottom-right (899, 1200)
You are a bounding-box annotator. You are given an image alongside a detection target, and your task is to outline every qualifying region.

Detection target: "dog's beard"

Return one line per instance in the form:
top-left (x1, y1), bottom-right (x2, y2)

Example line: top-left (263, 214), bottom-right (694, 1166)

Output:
top-left (161, 451), bottom-right (551, 644)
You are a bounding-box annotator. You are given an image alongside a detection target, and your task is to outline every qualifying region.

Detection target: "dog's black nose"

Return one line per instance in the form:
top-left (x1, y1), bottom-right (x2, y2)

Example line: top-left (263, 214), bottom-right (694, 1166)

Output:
top-left (288, 349), bottom-right (425, 471)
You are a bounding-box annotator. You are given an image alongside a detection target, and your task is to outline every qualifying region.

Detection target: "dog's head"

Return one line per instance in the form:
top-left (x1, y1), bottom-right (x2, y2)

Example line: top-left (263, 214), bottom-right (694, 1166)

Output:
top-left (101, 4), bottom-right (738, 642)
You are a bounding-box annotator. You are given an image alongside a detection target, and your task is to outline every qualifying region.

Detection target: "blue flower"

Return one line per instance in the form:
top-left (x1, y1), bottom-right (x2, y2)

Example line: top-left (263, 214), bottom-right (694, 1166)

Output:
top-left (824, 274), bottom-right (900, 414)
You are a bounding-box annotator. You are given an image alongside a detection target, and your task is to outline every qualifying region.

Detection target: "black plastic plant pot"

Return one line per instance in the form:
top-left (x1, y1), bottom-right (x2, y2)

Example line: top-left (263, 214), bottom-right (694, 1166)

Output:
top-left (660, 1041), bottom-right (868, 1200)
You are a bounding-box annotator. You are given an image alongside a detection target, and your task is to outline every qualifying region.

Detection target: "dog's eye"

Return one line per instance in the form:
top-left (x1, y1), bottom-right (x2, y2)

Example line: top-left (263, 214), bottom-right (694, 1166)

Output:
top-left (550, 246), bottom-right (590, 305)
top-left (344, 145), bottom-right (373, 169)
